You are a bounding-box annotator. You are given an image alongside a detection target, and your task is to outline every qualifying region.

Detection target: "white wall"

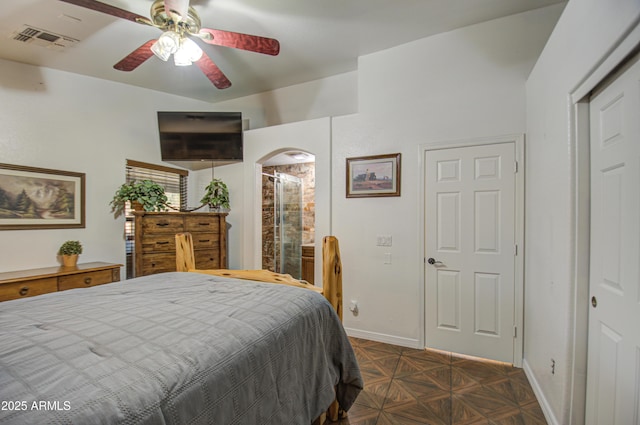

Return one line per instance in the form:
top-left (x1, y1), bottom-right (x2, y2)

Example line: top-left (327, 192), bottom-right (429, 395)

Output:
top-left (0, 59), bottom-right (220, 274)
top-left (525, 0), bottom-right (640, 423)
top-left (203, 71), bottom-right (358, 129)
top-left (333, 5), bottom-right (563, 346)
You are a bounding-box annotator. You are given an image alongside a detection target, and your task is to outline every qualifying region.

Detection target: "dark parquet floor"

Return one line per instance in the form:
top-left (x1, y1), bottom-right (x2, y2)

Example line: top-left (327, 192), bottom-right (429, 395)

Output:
top-left (335, 337), bottom-right (548, 425)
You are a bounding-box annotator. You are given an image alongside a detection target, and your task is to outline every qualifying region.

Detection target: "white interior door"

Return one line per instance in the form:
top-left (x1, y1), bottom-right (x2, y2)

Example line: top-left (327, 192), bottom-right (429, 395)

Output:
top-left (586, 54), bottom-right (640, 425)
top-left (424, 142), bottom-right (517, 363)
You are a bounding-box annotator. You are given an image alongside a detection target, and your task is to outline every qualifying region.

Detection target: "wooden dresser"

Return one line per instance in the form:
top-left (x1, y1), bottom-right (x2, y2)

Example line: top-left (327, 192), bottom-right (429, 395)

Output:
top-left (134, 211), bottom-right (227, 277)
top-left (301, 244), bottom-right (315, 284)
top-left (0, 262), bottom-right (122, 302)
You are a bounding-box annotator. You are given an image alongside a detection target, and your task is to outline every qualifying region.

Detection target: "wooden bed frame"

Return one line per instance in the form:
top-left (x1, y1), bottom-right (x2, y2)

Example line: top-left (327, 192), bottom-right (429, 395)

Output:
top-left (175, 233), bottom-right (343, 321)
top-left (175, 233), bottom-right (345, 423)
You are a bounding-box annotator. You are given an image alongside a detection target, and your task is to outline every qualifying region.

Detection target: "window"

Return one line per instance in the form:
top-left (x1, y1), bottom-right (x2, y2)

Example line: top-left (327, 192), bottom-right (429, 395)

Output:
top-left (124, 160), bottom-right (188, 278)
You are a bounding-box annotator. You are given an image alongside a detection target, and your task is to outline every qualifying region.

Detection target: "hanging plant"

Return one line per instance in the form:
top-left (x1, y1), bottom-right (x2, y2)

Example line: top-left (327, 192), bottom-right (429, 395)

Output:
top-left (200, 179), bottom-right (230, 211)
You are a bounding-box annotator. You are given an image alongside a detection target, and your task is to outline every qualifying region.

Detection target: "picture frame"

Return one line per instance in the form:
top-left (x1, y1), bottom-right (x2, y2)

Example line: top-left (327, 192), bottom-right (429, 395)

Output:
top-left (0, 163), bottom-right (85, 230)
top-left (346, 153), bottom-right (401, 198)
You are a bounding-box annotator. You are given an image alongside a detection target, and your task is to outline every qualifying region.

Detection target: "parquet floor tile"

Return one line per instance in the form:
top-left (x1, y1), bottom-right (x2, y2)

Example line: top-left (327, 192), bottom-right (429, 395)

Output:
top-left (332, 338), bottom-right (547, 425)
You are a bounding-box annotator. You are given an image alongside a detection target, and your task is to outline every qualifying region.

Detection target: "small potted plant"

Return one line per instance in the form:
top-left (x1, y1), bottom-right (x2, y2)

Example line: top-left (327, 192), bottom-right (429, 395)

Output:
top-left (200, 179), bottom-right (230, 211)
top-left (110, 180), bottom-right (169, 217)
top-left (58, 240), bottom-right (83, 267)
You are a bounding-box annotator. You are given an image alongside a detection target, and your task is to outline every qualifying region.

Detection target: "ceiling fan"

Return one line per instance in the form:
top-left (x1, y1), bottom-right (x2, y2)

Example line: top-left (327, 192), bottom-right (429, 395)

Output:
top-left (59, 0), bottom-right (280, 89)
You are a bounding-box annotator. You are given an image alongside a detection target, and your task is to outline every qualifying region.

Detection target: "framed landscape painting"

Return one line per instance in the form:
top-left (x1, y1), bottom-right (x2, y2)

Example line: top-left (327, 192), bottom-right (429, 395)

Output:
top-left (0, 163), bottom-right (85, 230)
top-left (346, 153), bottom-right (401, 198)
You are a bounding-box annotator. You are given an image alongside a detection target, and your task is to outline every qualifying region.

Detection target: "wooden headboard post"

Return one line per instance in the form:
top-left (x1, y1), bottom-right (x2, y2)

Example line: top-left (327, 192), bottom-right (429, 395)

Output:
top-left (322, 236), bottom-right (343, 321)
top-left (175, 233), bottom-right (196, 272)
top-left (321, 235), bottom-right (345, 422)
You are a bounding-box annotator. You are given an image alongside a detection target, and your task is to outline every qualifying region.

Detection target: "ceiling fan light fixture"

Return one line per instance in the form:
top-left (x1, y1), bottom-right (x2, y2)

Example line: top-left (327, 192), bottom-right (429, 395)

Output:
top-left (66, 0), bottom-right (280, 88)
top-left (151, 30), bottom-right (180, 61)
top-left (173, 37), bottom-right (203, 66)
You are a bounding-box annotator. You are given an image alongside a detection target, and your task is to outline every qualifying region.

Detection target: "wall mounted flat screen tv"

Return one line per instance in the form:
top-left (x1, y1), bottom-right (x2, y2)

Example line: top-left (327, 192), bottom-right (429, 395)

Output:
top-left (158, 111), bottom-right (243, 170)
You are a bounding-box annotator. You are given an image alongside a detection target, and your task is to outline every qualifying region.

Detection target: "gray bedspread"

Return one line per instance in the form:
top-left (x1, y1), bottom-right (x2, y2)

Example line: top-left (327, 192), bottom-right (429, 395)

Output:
top-left (0, 272), bottom-right (362, 424)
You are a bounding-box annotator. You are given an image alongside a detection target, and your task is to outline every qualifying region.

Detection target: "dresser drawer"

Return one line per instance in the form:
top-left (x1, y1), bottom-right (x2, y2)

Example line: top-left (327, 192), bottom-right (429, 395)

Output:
top-left (141, 215), bottom-right (184, 233)
top-left (195, 250), bottom-right (221, 269)
top-left (302, 245), bottom-right (314, 257)
top-left (141, 234), bottom-right (176, 253)
top-left (58, 270), bottom-right (115, 291)
top-left (140, 253), bottom-right (176, 276)
top-left (185, 216), bottom-right (220, 233)
top-left (0, 278), bottom-right (58, 301)
top-left (192, 233), bottom-right (220, 250)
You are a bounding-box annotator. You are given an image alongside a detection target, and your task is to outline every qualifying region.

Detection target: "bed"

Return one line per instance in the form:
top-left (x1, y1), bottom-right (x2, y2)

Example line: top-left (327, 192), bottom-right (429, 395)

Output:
top-left (0, 238), bottom-right (362, 424)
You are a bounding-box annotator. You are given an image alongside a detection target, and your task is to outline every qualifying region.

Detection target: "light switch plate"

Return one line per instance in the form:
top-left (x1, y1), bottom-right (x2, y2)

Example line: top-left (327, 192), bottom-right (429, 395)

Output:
top-left (376, 235), bottom-right (392, 247)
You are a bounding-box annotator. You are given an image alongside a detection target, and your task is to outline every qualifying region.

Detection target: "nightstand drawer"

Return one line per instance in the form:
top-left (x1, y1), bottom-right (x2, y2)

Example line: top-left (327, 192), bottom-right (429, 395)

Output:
top-left (0, 278), bottom-right (58, 302)
top-left (58, 270), bottom-right (114, 291)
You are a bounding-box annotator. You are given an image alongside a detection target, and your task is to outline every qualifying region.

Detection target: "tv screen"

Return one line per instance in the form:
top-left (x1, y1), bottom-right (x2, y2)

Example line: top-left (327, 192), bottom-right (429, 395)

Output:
top-left (158, 111), bottom-right (243, 169)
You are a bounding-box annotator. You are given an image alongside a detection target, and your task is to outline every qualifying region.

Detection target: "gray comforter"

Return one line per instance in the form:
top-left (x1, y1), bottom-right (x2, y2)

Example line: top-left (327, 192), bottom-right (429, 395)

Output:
top-left (0, 272), bottom-right (362, 424)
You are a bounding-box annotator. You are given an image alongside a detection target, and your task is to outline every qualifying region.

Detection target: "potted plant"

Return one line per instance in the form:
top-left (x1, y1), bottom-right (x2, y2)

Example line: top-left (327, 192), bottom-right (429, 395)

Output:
top-left (200, 179), bottom-right (230, 211)
top-left (110, 180), bottom-right (169, 217)
top-left (58, 240), bottom-right (83, 267)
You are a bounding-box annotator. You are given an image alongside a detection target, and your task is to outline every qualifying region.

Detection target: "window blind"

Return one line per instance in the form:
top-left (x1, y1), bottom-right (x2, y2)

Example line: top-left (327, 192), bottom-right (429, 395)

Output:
top-left (125, 159), bottom-right (188, 211)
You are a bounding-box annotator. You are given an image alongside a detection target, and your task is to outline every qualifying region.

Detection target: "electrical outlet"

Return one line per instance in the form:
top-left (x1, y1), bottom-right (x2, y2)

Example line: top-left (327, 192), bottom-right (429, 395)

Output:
top-left (349, 300), bottom-right (359, 316)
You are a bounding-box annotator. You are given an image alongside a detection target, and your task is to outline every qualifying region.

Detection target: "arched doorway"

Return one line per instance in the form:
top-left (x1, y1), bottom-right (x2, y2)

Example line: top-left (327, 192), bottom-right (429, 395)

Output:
top-left (260, 150), bottom-right (315, 282)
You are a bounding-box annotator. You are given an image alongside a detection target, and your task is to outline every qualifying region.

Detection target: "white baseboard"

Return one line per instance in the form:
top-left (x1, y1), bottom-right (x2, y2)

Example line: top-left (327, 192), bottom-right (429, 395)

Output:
top-left (523, 359), bottom-right (560, 425)
top-left (344, 327), bottom-right (421, 349)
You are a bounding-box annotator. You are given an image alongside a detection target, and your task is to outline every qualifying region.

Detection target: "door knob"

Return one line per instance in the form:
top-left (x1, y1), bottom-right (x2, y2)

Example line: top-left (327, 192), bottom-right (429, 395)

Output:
top-left (427, 258), bottom-right (443, 265)
top-left (591, 296), bottom-right (597, 308)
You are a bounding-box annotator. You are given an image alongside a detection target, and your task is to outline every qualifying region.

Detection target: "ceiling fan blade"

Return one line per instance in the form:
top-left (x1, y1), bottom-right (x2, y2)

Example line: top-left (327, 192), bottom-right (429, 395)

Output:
top-left (198, 28), bottom-right (280, 56)
top-left (195, 54), bottom-right (232, 89)
top-left (58, 0), bottom-right (152, 25)
top-left (163, 0), bottom-right (189, 21)
top-left (114, 40), bottom-right (156, 72)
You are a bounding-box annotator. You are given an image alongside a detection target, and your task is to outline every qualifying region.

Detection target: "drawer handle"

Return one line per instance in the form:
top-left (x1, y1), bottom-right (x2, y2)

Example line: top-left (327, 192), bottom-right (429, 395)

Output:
top-left (156, 241), bottom-right (169, 245)
top-left (84, 277), bottom-right (92, 285)
top-left (199, 240), bottom-right (210, 243)
top-left (156, 222), bottom-right (170, 227)
top-left (198, 223), bottom-right (211, 226)
top-left (19, 287), bottom-right (29, 296)
top-left (151, 263), bottom-right (156, 267)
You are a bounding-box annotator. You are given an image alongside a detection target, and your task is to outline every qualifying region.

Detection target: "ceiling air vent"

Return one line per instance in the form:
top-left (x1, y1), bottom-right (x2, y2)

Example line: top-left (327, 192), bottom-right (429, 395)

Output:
top-left (11, 25), bottom-right (79, 51)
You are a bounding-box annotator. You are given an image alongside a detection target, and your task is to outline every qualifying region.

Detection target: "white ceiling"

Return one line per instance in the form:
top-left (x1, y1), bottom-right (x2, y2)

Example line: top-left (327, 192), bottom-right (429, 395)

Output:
top-left (0, 0), bottom-right (565, 103)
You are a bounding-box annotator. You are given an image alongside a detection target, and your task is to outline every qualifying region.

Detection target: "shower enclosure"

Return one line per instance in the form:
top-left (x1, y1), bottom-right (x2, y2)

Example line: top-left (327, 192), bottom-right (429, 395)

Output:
top-left (262, 172), bottom-right (303, 278)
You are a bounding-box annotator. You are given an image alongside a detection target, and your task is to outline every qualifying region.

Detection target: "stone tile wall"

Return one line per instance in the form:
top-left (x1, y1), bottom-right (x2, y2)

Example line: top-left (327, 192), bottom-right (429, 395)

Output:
top-left (262, 162), bottom-right (315, 272)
